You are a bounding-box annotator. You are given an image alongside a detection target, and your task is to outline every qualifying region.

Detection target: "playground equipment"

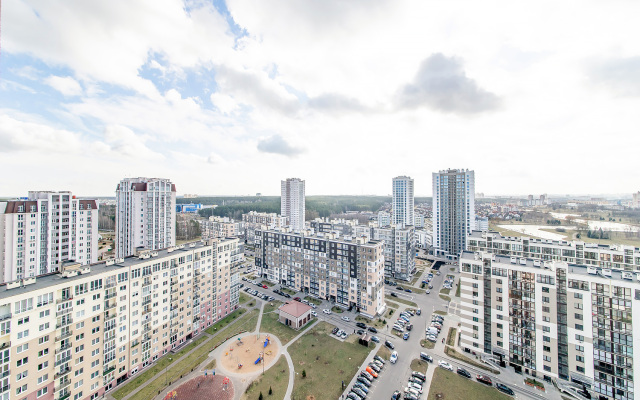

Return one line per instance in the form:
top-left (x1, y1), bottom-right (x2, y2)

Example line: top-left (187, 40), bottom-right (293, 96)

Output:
top-left (254, 356), bottom-right (262, 365)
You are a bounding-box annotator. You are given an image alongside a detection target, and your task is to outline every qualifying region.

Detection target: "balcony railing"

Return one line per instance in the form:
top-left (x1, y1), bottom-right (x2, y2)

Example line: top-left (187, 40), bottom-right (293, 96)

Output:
top-left (55, 331), bottom-right (72, 342)
top-left (55, 343), bottom-right (72, 354)
top-left (54, 379), bottom-right (71, 392)
top-left (55, 367), bottom-right (72, 379)
top-left (56, 296), bottom-right (73, 304)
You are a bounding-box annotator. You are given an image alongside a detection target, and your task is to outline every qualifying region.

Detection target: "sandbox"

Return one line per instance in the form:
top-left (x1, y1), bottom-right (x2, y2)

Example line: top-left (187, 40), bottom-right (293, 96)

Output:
top-left (219, 333), bottom-right (279, 374)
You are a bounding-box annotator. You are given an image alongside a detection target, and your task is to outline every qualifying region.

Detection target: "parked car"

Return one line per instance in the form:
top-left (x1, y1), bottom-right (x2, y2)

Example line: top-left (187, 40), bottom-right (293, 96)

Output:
top-left (346, 392), bottom-right (362, 400)
top-left (390, 351), bottom-right (398, 364)
top-left (425, 289), bottom-right (431, 294)
top-left (342, 316), bottom-right (350, 322)
top-left (407, 382), bottom-right (423, 393)
top-left (368, 363), bottom-right (381, 373)
top-left (371, 335), bottom-right (380, 343)
top-left (409, 376), bottom-right (424, 385)
top-left (403, 393), bottom-right (418, 400)
top-left (390, 292), bottom-right (398, 297)
top-left (310, 311), bottom-right (318, 317)
top-left (403, 332), bottom-right (410, 340)
top-left (368, 327), bottom-right (378, 333)
top-left (496, 383), bottom-right (514, 396)
top-left (476, 375), bottom-right (493, 386)
top-left (361, 371), bottom-right (374, 381)
top-left (365, 366), bottom-right (378, 378)
top-left (323, 309), bottom-right (332, 314)
top-left (456, 367), bottom-right (471, 378)
top-left (426, 335), bottom-right (437, 342)
top-left (406, 324), bottom-right (413, 331)
top-left (282, 293), bottom-right (291, 298)
top-left (353, 387), bottom-right (368, 399)
top-left (332, 327), bottom-right (339, 334)
top-left (391, 390), bottom-right (401, 400)
top-left (405, 288), bottom-right (412, 293)
top-left (340, 332), bottom-right (348, 339)
top-left (420, 352), bottom-right (433, 362)
top-left (354, 383), bottom-right (369, 394)
top-left (356, 322), bottom-right (367, 329)
top-left (293, 297), bottom-right (301, 301)
top-left (357, 377), bottom-right (371, 387)
top-left (385, 340), bottom-right (395, 349)
top-left (411, 371), bottom-right (427, 381)
top-left (262, 285), bottom-right (268, 289)
top-left (438, 360), bottom-right (453, 371)
top-left (374, 355), bottom-right (386, 364)
top-left (356, 329), bottom-right (364, 335)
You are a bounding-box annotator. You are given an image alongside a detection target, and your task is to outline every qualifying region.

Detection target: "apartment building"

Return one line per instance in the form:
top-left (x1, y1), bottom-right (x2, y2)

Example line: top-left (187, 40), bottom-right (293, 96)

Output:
top-left (280, 178), bottom-right (305, 232)
top-left (432, 169), bottom-right (475, 259)
top-left (0, 191), bottom-right (98, 284)
top-left (242, 212), bottom-right (288, 244)
top-left (459, 251), bottom-right (640, 400)
top-left (199, 217), bottom-right (242, 240)
top-left (377, 211), bottom-right (391, 228)
top-left (392, 176), bottom-right (414, 228)
top-left (372, 225), bottom-right (416, 281)
top-left (115, 178), bottom-right (176, 259)
top-left (0, 238), bottom-right (239, 400)
top-left (254, 229), bottom-right (385, 318)
top-left (467, 231), bottom-right (640, 272)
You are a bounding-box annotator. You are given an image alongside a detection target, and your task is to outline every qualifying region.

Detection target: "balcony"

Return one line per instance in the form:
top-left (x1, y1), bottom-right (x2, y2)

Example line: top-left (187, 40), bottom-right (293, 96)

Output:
top-left (56, 308), bottom-right (71, 317)
top-left (105, 302), bottom-right (116, 310)
top-left (56, 296), bottom-right (73, 304)
top-left (105, 292), bottom-right (116, 300)
top-left (55, 356), bottom-right (71, 367)
top-left (105, 313), bottom-right (117, 322)
top-left (54, 367), bottom-right (70, 378)
top-left (0, 341), bottom-right (10, 350)
top-left (142, 299), bottom-right (151, 307)
top-left (57, 392), bottom-right (71, 400)
top-left (103, 366), bottom-right (116, 376)
top-left (56, 318), bottom-right (73, 329)
top-left (56, 331), bottom-right (72, 342)
top-left (55, 343), bottom-right (72, 354)
top-left (55, 379), bottom-right (71, 392)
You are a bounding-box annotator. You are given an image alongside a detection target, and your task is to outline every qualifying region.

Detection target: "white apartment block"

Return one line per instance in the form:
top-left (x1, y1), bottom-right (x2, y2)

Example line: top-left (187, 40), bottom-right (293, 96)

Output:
top-left (0, 238), bottom-right (240, 400)
top-left (392, 176), bottom-right (414, 228)
top-left (281, 178), bottom-right (305, 232)
top-left (467, 231), bottom-right (640, 272)
top-left (459, 251), bottom-right (639, 400)
top-left (377, 211), bottom-right (391, 228)
top-left (199, 216), bottom-right (243, 240)
top-left (432, 169), bottom-right (475, 259)
top-left (254, 229), bottom-right (386, 318)
top-left (242, 212), bottom-right (288, 244)
top-left (115, 178), bottom-right (176, 258)
top-left (632, 192), bottom-right (640, 209)
top-left (0, 191), bottom-right (98, 284)
top-left (372, 225), bottom-right (416, 281)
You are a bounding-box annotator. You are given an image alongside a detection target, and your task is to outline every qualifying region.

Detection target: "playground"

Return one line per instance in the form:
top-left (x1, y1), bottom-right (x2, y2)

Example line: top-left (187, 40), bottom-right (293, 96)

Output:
top-left (219, 333), bottom-right (280, 375)
top-left (166, 375), bottom-right (234, 400)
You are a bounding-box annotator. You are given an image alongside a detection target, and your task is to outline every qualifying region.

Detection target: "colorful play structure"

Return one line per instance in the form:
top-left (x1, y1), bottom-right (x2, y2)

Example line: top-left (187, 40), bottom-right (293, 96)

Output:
top-left (163, 390), bottom-right (177, 400)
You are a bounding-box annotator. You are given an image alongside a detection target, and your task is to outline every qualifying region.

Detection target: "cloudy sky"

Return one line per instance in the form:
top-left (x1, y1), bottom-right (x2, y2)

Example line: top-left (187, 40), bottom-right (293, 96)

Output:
top-left (2, 0), bottom-right (639, 197)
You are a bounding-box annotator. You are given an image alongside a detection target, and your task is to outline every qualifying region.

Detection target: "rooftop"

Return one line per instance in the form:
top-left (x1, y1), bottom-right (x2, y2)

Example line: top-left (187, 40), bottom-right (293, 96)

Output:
top-left (278, 301), bottom-right (312, 318)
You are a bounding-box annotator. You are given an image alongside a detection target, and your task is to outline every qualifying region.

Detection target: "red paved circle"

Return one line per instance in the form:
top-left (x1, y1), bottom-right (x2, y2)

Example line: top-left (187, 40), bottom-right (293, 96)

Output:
top-left (168, 375), bottom-right (234, 400)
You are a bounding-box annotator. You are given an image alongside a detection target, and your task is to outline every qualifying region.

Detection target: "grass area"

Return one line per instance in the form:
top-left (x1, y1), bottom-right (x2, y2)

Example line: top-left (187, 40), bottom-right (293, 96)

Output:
top-left (260, 302), bottom-right (308, 345)
top-left (304, 296), bottom-right (322, 305)
top-left (440, 288), bottom-right (451, 295)
top-left (446, 328), bottom-right (457, 346)
top-left (289, 322), bottom-right (372, 400)
top-left (384, 295), bottom-right (418, 308)
top-left (113, 309), bottom-right (259, 400)
top-left (421, 339), bottom-right (435, 349)
top-left (242, 355), bottom-right (289, 400)
top-left (444, 347), bottom-right (500, 374)
top-left (450, 267), bottom-right (455, 271)
top-left (205, 308), bottom-right (247, 335)
top-left (525, 378), bottom-right (545, 389)
top-left (410, 358), bottom-right (429, 374)
top-left (386, 301), bottom-right (399, 309)
top-left (331, 306), bottom-right (344, 313)
top-left (455, 280), bottom-right (461, 297)
top-left (489, 223), bottom-right (537, 239)
top-left (203, 359), bottom-right (216, 370)
top-left (427, 368), bottom-right (511, 400)
top-left (439, 295), bottom-right (451, 302)
top-left (376, 345), bottom-right (392, 360)
top-left (433, 310), bottom-right (447, 315)
top-left (260, 280), bottom-right (275, 287)
top-left (384, 308), bottom-right (396, 319)
top-left (355, 315), bottom-right (387, 329)
top-left (281, 287), bottom-right (296, 295)
top-left (239, 292), bottom-right (251, 305)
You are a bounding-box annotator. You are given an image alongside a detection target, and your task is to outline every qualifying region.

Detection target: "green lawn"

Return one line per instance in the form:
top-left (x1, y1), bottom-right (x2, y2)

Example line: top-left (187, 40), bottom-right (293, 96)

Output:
top-left (444, 346), bottom-right (500, 374)
top-left (447, 328), bottom-right (457, 346)
top-left (259, 301), bottom-right (308, 345)
top-left (439, 295), bottom-right (451, 302)
top-left (331, 306), bottom-right (344, 313)
top-left (205, 308), bottom-right (247, 335)
top-left (433, 310), bottom-right (447, 316)
top-left (410, 358), bottom-right (429, 374)
top-left (281, 287), bottom-right (296, 295)
top-left (304, 296), bottom-right (322, 305)
top-left (428, 368), bottom-right (511, 400)
top-left (261, 280), bottom-right (275, 287)
top-left (440, 288), bottom-right (451, 295)
top-left (113, 308), bottom-right (259, 400)
top-left (239, 292), bottom-right (251, 305)
top-left (384, 295), bottom-right (418, 308)
top-left (289, 322), bottom-right (372, 400)
top-left (420, 339), bottom-right (435, 349)
top-left (242, 355), bottom-right (289, 400)
top-left (386, 301), bottom-right (399, 309)
top-left (376, 345), bottom-right (392, 360)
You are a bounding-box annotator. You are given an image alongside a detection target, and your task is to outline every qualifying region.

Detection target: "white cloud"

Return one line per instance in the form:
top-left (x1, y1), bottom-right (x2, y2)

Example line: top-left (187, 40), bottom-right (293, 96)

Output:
top-left (0, 115), bottom-right (82, 153)
top-left (101, 125), bottom-right (163, 160)
top-left (44, 75), bottom-right (83, 97)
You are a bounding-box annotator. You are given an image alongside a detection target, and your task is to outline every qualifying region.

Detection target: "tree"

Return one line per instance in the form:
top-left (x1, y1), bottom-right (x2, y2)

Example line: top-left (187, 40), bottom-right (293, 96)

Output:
top-left (269, 386), bottom-right (273, 395)
top-left (302, 369), bottom-right (307, 378)
top-left (259, 392), bottom-right (264, 400)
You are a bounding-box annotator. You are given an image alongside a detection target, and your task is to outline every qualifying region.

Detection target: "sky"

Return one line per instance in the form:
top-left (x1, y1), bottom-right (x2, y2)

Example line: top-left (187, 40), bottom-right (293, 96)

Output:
top-left (2, 0), bottom-right (640, 197)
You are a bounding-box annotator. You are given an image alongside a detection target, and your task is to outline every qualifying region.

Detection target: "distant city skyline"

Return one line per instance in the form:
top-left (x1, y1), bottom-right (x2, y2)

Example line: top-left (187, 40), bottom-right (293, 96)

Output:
top-left (2, 2), bottom-right (639, 196)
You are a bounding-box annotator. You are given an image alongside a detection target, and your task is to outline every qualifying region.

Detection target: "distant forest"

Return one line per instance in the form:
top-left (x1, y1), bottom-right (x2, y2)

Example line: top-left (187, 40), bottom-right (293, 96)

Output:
top-left (177, 195), bottom-right (431, 221)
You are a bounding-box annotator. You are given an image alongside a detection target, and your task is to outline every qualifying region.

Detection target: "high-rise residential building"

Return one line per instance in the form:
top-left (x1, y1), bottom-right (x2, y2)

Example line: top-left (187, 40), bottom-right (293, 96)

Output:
top-left (377, 211), bottom-right (391, 227)
top-left (115, 178), bottom-right (176, 258)
top-left (459, 251), bottom-right (639, 399)
top-left (632, 192), bottom-right (640, 209)
top-left (432, 169), bottom-right (475, 259)
top-left (281, 178), bottom-right (305, 232)
top-left (467, 231), bottom-right (640, 272)
top-left (372, 225), bottom-right (416, 281)
top-left (0, 238), bottom-right (240, 400)
top-left (0, 191), bottom-right (98, 283)
top-left (242, 211), bottom-right (288, 244)
top-left (392, 176), bottom-right (414, 228)
top-left (199, 216), bottom-right (243, 240)
top-left (254, 229), bottom-right (385, 317)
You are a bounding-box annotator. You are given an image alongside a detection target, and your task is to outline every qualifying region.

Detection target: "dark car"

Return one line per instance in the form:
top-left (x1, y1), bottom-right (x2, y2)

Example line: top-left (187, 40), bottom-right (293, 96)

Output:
top-left (293, 297), bottom-right (301, 302)
top-left (374, 355), bottom-right (385, 364)
top-left (405, 288), bottom-right (412, 293)
top-left (356, 329), bottom-right (364, 335)
top-left (456, 367), bottom-right (471, 378)
top-left (353, 387), bottom-right (368, 398)
top-left (385, 340), bottom-right (395, 350)
top-left (476, 375), bottom-right (493, 386)
top-left (332, 327), bottom-right (339, 334)
top-left (391, 390), bottom-right (402, 400)
top-left (356, 322), bottom-right (367, 329)
top-left (283, 293), bottom-right (291, 298)
top-left (391, 293), bottom-right (398, 297)
top-left (368, 327), bottom-right (378, 333)
top-left (416, 309), bottom-right (421, 315)
top-left (406, 324), bottom-right (413, 331)
top-left (419, 352), bottom-right (433, 362)
top-left (404, 393), bottom-right (418, 400)
top-left (496, 383), bottom-right (514, 396)
top-left (357, 377), bottom-right (372, 387)
top-left (396, 286), bottom-right (404, 291)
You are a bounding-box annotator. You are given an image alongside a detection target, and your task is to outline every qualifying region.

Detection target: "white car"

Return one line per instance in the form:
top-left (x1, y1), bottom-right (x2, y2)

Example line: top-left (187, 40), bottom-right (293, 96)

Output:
top-left (408, 382), bottom-right (423, 393)
top-left (390, 351), bottom-right (398, 364)
top-left (323, 309), bottom-right (332, 315)
top-left (438, 360), bottom-right (453, 371)
top-left (311, 311), bottom-right (318, 317)
top-left (342, 316), bottom-right (350, 321)
top-left (310, 304), bottom-right (317, 309)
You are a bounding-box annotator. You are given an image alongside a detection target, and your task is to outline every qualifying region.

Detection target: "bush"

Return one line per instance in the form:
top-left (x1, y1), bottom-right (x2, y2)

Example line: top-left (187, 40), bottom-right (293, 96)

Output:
top-left (302, 369), bottom-right (307, 378)
top-left (269, 386), bottom-right (273, 395)
top-left (259, 392), bottom-right (264, 400)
